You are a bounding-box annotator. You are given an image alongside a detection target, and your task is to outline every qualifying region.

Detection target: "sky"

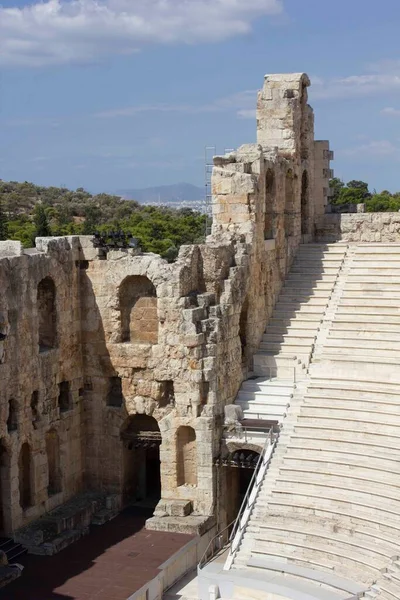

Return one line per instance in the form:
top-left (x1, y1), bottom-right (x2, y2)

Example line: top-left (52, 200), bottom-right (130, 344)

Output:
top-left (1, 0), bottom-right (400, 194)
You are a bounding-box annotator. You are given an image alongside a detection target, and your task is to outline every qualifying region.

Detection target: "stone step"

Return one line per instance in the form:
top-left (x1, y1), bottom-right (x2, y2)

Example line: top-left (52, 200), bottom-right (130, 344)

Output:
top-left (307, 379), bottom-right (400, 396)
top-left (325, 337), bottom-right (400, 350)
top-left (328, 330), bottom-right (400, 341)
top-left (321, 346), bottom-right (400, 358)
top-left (259, 342), bottom-right (313, 355)
top-left (287, 273), bottom-right (337, 282)
top-left (273, 303), bottom-right (326, 313)
top-left (278, 289), bottom-right (331, 298)
top-left (278, 295), bottom-right (328, 306)
top-left (343, 290), bottom-right (400, 298)
top-left (302, 401), bottom-right (400, 420)
top-left (331, 318), bottom-right (400, 330)
top-left (264, 327), bottom-right (316, 338)
top-left (291, 425), bottom-right (400, 446)
top-left (290, 267), bottom-right (340, 274)
top-left (269, 318), bottom-right (321, 328)
top-left (254, 353), bottom-right (302, 367)
top-left (340, 298), bottom-right (400, 307)
top-left (241, 378), bottom-right (294, 393)
top-left (272, 311), bottom-right (323, 322)
top-left (284, 281), bottom-right (334, 290)
top-left (337, 305), bottom-right (400, 315)
top-left (237, 391), bottom-right (291, 404)
top-left (263, 334), bottom-right (315, 344)
top-left (282, 450), bottom-right (400, 475)
top-left (248, 516), bottom-right (399, 559)
top-left (304, 393), bottom-right (400, 408)
top-left (248, 524), bottom-right (392, 563)
top-left (315, 353), bottom-right (400, 366)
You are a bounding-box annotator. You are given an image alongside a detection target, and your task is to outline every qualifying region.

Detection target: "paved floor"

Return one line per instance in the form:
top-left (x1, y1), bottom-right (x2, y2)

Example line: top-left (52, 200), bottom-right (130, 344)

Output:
top-left (0, 507), bottom-right (193, 600)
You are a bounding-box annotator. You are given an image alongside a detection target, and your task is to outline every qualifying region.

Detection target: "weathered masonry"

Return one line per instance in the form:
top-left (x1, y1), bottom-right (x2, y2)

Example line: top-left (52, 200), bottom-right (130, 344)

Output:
top-left (0, 73), bottom-right (333, 539)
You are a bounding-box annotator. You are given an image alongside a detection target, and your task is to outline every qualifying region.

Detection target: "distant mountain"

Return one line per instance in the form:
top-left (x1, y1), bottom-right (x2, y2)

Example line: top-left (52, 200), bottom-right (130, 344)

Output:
top-left (116, 182), bottom-right (204, 204)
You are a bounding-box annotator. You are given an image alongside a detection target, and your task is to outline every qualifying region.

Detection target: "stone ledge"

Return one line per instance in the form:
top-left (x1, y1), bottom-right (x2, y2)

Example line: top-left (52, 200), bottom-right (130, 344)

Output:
top-left (146, 514), bottom-right (215, 536)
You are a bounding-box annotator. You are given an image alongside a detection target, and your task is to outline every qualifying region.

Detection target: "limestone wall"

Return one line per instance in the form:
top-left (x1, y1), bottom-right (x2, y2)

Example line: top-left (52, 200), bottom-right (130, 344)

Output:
top-left (316, 213), bottom-right (400, 243)
top-left (0, 72), bottom-right (333, 536)
top-left (0, 237), bottom-right (84, 532)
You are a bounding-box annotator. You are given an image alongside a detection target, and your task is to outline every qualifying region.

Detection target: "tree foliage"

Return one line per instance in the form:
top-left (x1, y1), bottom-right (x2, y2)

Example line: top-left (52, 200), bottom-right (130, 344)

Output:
top-left (0, 201), bottom-right (8, 241)
top-left (0, 179), bottom-right (206, 260)
top-left (329, 179), bottom-right (400, 212)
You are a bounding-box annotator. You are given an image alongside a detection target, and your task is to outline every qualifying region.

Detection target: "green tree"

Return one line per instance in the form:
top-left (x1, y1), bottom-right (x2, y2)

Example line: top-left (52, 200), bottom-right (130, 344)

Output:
top-left (33, 204), bottom-right (51, 238)
top-left (0, 201), bottom-right (8, 241)
top-left (328, 178), bottom-right (344, 204)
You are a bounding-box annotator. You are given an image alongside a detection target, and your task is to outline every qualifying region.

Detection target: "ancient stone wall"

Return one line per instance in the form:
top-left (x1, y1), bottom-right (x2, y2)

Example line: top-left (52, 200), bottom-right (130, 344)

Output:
top-left (0, 72), bottom-right (333, 536)
top-left (316, 213), bottom-right (400, 243)
top-left (0, 237), bottom-right (84, 533)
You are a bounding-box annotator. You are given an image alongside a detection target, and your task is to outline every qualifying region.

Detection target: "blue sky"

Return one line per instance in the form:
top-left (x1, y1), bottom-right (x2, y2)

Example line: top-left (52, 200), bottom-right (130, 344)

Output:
top-left (1, 0), bottom-right (400, 194)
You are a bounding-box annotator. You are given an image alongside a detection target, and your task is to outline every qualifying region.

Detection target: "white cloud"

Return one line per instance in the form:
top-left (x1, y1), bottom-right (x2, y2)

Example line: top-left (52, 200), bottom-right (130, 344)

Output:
top-left (0, 0), bottom-right (283, 68)
top-left (310, 59), bottom-right (400, 100)
top-left (342, 140), bottom-right (400, 159)
top-left (95, 89), bottom-right (258, 120)
top-left (381, 107), bottom-right (400, 117)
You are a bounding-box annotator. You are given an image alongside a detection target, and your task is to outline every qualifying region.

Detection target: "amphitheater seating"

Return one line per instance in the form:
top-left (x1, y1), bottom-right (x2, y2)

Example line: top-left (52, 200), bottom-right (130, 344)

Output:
top-left (229, 243), bottom-right (400, 600)
top-left (236, 244), bottom-right (347, 424)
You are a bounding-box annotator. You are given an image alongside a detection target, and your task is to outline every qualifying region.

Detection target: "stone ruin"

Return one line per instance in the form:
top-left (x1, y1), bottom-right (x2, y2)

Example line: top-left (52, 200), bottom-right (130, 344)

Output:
top-left (0, 73), bottom-right (333, 543)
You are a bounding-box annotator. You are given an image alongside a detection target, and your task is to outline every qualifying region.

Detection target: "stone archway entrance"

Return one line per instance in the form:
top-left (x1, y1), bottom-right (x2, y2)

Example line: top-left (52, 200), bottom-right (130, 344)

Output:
top-left (217, 449), bottom-right (260, 525)
top-left (120, 415), bottom-right (161, 506)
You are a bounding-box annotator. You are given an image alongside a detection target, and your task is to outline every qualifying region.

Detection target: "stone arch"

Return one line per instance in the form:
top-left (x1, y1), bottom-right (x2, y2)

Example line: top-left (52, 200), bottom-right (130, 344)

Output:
top-left (46, 429), bottom-right (62, 496)
top-left (7, 399), bottom-right (18, 433)
top-left (0, 441), bottom-right (11, 534)
top-left (264, 169), bottom-right (276, 240)
top-left (176, 426), bottom-right (197, 487)
top-left (284, 169), bottom-right (295, 237)
top-left (120, 414), bottom-right (161, 505)
top-left (18, 442), bottom-right (33, 510)
top-left (37, 277), bottom-right (57, 351)
top-left (119, 275), bottom-right (158, 344)
top-left (301, 170), bottom-right (310, 235)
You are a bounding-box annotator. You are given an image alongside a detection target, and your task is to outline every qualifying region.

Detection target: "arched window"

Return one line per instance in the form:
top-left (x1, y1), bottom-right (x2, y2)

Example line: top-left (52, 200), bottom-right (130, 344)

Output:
top-left (0, 441), bottom-right (11, 534)
top-left (119, 276), bottom-right (158, 344)
top-left (177, 427), bottom-right (197, 486)
top-left (18, 443), bottom-right (32, 510)
top-left (58, 381), bottom-right (71, 412)
top-left (301, 170), bottom-right (309, 235)
top-left (7, 399), bottom-right (18, 433)
top-left (46, 430), bottom-right (61, 496)
top-left (285, 169), bottom-right (295, 237)
top-left (37, 277), bottom-right (57, 351)
top-left (264, 169), bottom-right (275, 240)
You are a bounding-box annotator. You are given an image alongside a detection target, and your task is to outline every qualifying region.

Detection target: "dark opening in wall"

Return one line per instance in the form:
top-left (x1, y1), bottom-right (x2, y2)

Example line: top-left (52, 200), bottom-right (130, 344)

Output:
top-left (37, 277), bottom-right (57, 352)
top-left (284, 169), bottom-right (295, 237)
top-left (301, 170), bottom-right (310, 235)
top-left (159, 381), bottom-right (175, 408)
top-left (239, 298), bottom-right (249, 361)
top-left (200, 381), bottom-right (209, 405)
top-left (7, 400), bottom-right (18, 433)
top-left (30, 391), bottom-right (39, 423)
top-left (107, 377), bottom-right (123, 407)
top-left (46, 429), bottom-right (62, 496)
top-left (58, 381), bottom-right (71, 412)
top-left (264, 169), bottom-right (275, 240)
top-left (18, 443), bottom-right (32, 510)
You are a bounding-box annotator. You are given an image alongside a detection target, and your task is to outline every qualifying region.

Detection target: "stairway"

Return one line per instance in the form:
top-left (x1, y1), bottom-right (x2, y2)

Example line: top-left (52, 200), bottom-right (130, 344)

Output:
top-left (235, 244), bottom-right (347, 426)
top-left (227, 243), bottom-right (400, 600)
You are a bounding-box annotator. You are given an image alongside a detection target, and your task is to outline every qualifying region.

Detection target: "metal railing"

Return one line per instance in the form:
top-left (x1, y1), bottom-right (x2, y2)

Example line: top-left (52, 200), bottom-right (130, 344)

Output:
top-left (197, 428), bottom-right (278, 572)
top-left (198, 520), bottom-right (235, 571)
top-left (224, 427), bottom-right (278, 570)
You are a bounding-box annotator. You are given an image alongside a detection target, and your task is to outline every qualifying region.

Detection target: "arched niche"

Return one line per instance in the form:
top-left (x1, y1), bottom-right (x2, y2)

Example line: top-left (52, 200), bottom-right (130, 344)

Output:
top-left (119, 276), bottom-right (158, 344)
top-left (301, 170), bottom-right (310, 235)
top-left (46, 429), bottom-right (62, 496)
top-left (176, 426), bottom-right (197, 487)
top-left (120, 414), bottom-right (161, 505)
top-left (18, 442), bottom-right (33, 510)
top-left (284, 169), bottom-right (295, 238)
top-left (37, 277), bottom-right (57, 352)
top-left (7, 399), bottom-right (18, 433)
top-left (264, 169), bottom-right (276, 240)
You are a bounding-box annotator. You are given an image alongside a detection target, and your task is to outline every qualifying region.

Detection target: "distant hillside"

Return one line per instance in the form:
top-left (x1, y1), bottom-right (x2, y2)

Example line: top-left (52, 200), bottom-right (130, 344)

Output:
top-left (117, 183), bottom-right (204, 203)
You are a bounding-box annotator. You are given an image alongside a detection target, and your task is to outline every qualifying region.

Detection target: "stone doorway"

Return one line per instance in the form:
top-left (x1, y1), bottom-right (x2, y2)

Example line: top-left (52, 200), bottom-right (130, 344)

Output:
top-left (121, 415), bottom-right (161, 506)
top-left (220, 449), bottom-right (260, 525)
